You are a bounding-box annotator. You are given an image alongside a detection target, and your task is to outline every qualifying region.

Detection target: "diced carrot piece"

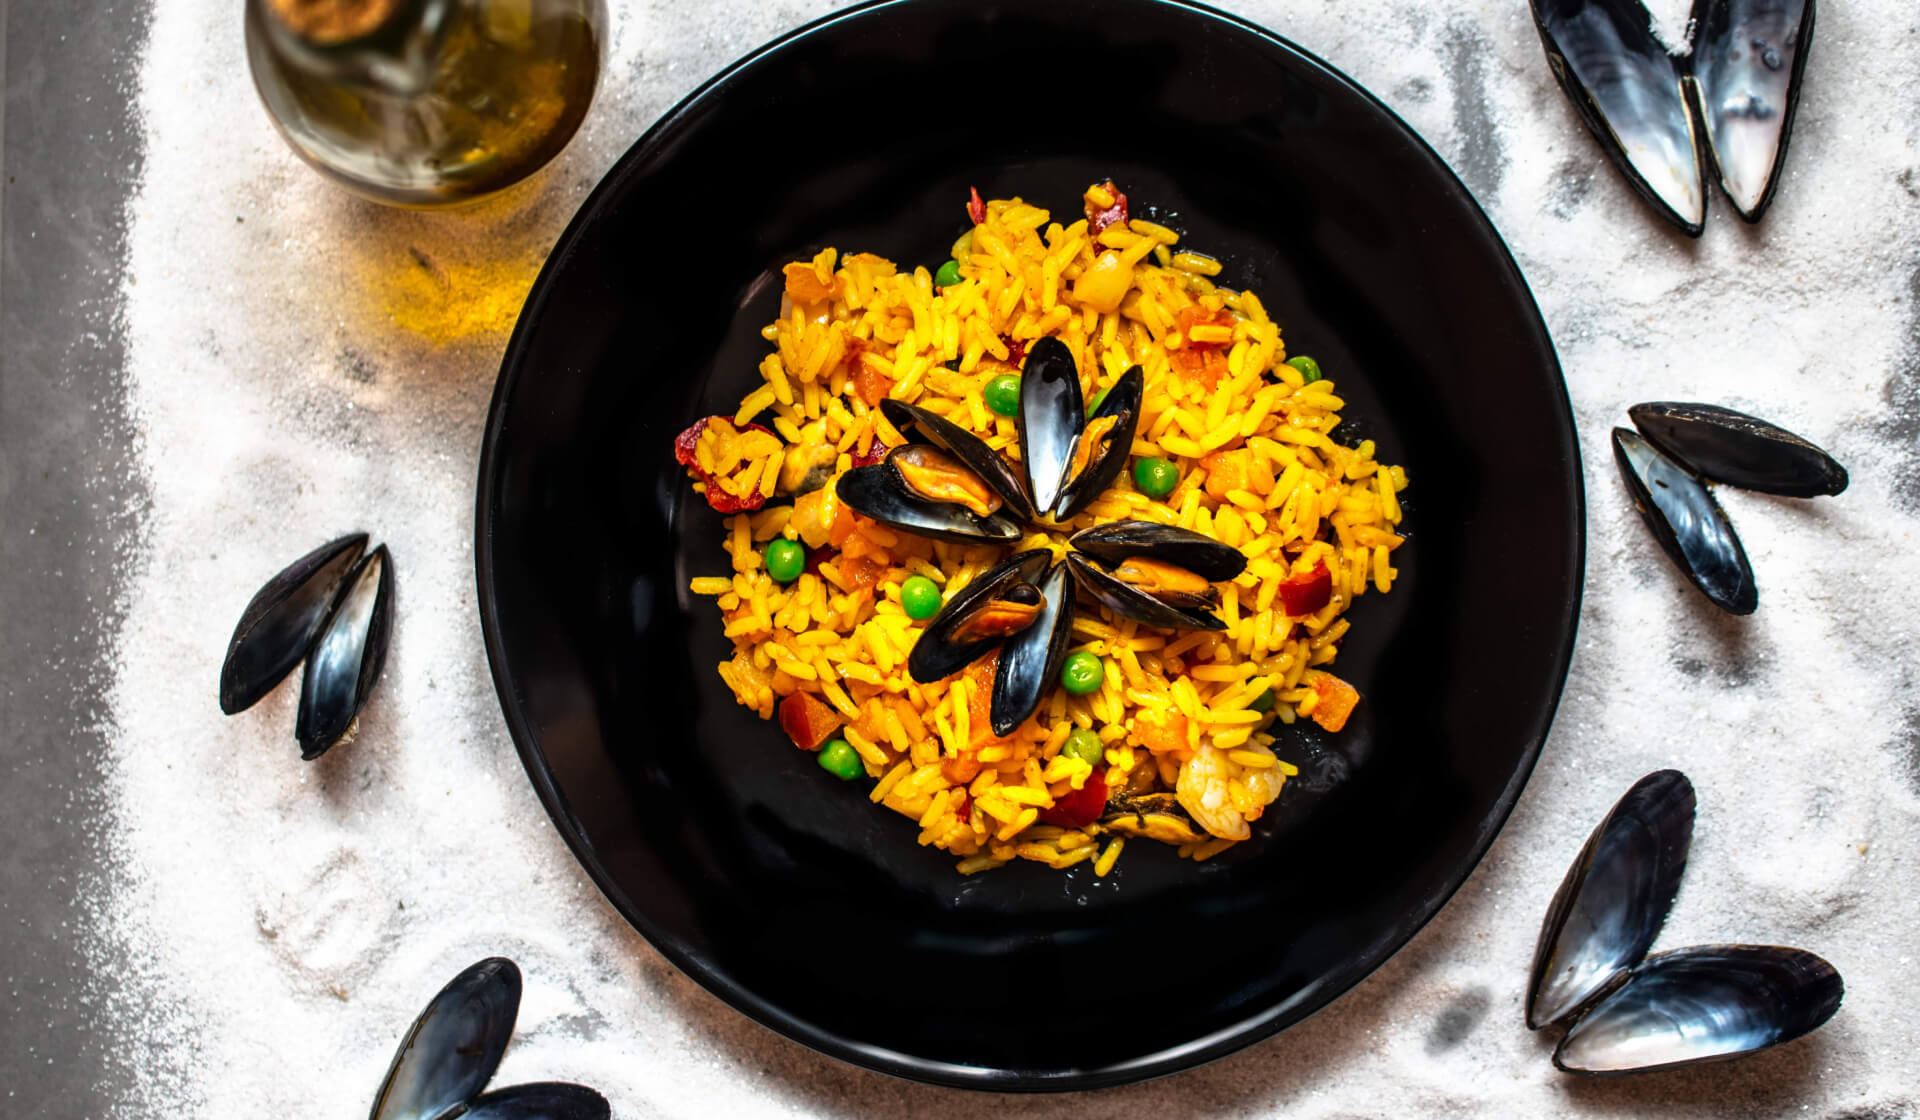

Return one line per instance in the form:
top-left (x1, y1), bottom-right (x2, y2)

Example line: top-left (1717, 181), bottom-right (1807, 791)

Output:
top-left (851, 363), bottom-right (894, 407)
top-left (841, 554), bottom-right (885, 591)
top-left (778, 691), bottom-right (843, 751)
top-left (942, 754), bottom-right (982, 784)
top-left (964, 652), bottom-right (1005, 748)
top-left (1278, 565), bottom-right (1333, 616)
top-left (1201, 449), bottom-right (1253, 500)
top-left (1310, 674), bottom-right (1360, 733)
top-left (1177, 306), bottom-right (1233, 350)
top-left (782, 262), bottom-right (840, 305)
top-left (1134, 712), bottom-right (1188, 754)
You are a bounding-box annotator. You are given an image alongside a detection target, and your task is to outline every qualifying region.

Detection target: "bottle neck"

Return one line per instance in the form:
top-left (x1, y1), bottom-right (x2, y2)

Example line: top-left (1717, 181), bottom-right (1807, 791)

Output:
top-left (255, 0), bottom-right (458, 95)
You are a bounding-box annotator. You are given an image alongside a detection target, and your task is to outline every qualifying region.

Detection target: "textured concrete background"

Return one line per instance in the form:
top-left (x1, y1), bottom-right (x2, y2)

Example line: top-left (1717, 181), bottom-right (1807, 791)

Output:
top-left (6, 0), bottom-right (1920, 1117)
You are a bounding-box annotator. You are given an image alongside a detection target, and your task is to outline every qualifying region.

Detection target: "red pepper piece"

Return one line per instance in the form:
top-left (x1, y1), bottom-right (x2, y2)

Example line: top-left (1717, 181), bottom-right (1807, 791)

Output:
top-left (673, 416), bottom-right (777, 514)
top-left (1038, 769), bottom-right (1108, 829)
top-left (968, 186), bottom-right (987, 226)
top-left (1085, 180), bottom-right (1129, 236)
top-left (778, 692), bottom-right (843, 751)
top-left (1000, 334), bottom-right (1026, 365)
top-left (849, 431), bottom-right (888, 467)
top-left (1278, 564), bottom-right (1333, 616)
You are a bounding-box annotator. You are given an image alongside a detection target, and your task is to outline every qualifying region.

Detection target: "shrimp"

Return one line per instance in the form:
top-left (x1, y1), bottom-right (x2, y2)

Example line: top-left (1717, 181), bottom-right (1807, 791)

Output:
top-left (1176, 744), bottom-right (1287, 841)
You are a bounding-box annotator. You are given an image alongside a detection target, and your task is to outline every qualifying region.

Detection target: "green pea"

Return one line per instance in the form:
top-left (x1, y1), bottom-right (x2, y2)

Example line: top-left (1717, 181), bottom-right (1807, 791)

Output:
top-left (1132, 456), bottom-right (1179, 498)
top-left (817, 739), bottom-right (863, 780)
top-left (983, 373), bottom-right (1022, 418)
top-left (1287, 355), bottom-right (1323, 383)
top-left (1086, 387), bottom-right (1109, 415)
top-left (934, 259), bottom-right (963, 288)
top-left (900, 574), bottom-right (942, 620)
top-left (1062, 727), bottom-right (1105, 766)
top-left (1249, 688), bottom-right (1275, 714)
top-left (764, 538), bottom-right (805, 583)
top-left (1060, 651), bottom-right (1105, 695)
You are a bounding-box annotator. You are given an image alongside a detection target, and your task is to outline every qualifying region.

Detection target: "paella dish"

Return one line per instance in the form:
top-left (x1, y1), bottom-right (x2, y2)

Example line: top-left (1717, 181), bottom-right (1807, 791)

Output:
top-left (674, 182), bottom-right (1408, 875)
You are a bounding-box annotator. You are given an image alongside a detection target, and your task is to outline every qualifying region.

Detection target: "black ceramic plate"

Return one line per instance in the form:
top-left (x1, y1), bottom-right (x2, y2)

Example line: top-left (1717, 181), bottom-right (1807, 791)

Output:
top-left (477, 0), bottom-right (1581, 1092)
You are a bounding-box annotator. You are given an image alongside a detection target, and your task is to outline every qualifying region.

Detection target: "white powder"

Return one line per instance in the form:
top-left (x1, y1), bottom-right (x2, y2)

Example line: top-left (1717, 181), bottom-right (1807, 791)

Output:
top-left (101, 1), bottom-right (1920, 1116)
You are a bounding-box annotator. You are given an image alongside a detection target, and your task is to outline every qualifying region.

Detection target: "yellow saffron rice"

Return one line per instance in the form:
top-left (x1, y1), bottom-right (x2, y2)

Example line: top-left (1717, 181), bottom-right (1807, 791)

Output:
top-left (684, 184), bottom-right (1408, 875)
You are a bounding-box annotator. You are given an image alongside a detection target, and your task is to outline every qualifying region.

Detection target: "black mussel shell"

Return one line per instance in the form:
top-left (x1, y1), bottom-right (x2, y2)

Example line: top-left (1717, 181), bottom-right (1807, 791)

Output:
top-left (1053, 364), bottom-right (1145, 520)
top-left (219, 533), bottom-right (368, 715)
top-left (460, 1082), bottom-right (612, 1120)
top-left (1555, 945), bottom-right (1843, 1074)
top-left (1068, 520), bottom-right (1249, 581)
top-left (1101, 793), bottom-right (1208, 845)
top-left (1067, 552), bottom-right (1226, 631)
top-left (371, 957), bottom-right (521, 1120)
top-left (1688, 0), bottom-right (1815, 222)
top-left (296, 544), bottom-right (395, 760)
top-left (908, 550), bottom-right (1052, 683)
top-left (1017, 337), bottom-right (1084, 518)
top-left (1530, 0), bottom-right (1706, 236)
top-left (1527, 770), bottom-right (1695, 1030)
top-left (834, 464), bottom-right (1023, 545)
top-left (878, 398), bottom-right (1034, 522)
top-left (1612, 428), bottom-right (1757, 615)
top-left (990, 560), bottom-right (1076, 736)
top-left (1629, 402), bottom-right (1846, 497)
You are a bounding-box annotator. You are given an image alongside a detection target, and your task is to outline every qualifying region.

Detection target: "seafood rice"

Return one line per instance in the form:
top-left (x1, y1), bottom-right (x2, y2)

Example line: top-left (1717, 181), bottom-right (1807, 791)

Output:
top-left (676, 183), bottom-right (1408, 875)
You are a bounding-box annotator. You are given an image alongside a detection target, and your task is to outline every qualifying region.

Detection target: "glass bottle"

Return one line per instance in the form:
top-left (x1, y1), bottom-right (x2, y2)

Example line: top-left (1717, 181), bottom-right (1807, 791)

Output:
top-left (246, 0), bottom-right (606, 207)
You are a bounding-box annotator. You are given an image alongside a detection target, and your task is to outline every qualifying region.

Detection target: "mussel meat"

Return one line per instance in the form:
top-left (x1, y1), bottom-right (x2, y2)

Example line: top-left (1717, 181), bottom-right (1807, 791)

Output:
top-left (371, 957), bottom-right (521, 1120)
top-left (219, 533), bottom-right (368, 715)
top-left (948, 581), bottom-right (1044, 644)
top-left (1612, 428), bottom-right (1756, 614)
top-left (1531, 0), bottom-right (1706, 235)
top-left (1628, 401), bottom-right (1846, 497)
top-left (1554, 945), bottom-right (1843, 1074)
top-left (1065, 521), bottom-right (1247, 631)
top-left (295, 544), bottom-right (395, 760)
top-left (880, 398), bottom-right (1034, 521)
top-left (834, 462), bottom-right (1023, 544)
top-left (1689, 0), bottom-right (1816, 222)
top-left (1100, 793), bottom-right (1208, 846)
top-left (1528, 770), bottom-right (1696, 1030)
top-left (1053, 365), bottom-right (1144, 520)
top-left (889, 444), bottom-right (1003, 518)
top-left (989, 560), bottom-right (1077, 735)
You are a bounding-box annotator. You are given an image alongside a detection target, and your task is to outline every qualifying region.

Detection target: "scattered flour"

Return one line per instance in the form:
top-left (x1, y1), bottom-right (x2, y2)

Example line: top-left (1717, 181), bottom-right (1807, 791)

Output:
top-left (99, 0), bottom-right (1920, 1115)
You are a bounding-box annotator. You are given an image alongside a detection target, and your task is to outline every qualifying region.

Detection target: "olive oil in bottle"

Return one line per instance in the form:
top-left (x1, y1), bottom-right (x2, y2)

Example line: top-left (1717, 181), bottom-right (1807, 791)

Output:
top-left (246, 0), bottom-right (606, 207)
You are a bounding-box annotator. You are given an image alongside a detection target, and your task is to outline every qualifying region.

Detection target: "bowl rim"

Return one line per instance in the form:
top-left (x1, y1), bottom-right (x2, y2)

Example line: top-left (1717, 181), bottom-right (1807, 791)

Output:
top-left (476, 0), bottom-right (1583, 1092)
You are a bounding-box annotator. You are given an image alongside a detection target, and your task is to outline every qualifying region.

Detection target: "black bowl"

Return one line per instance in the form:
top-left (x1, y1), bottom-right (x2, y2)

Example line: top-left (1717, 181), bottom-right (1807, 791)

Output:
top-left (477, 0), bottom-right (1582, 1091)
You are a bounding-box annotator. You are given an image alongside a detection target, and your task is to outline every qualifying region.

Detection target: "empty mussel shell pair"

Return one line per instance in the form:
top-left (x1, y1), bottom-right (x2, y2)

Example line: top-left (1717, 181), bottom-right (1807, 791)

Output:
top-left (1531, 0), bottom-right (1814, 234)
top-left (1528, 770), bottom-right (1843, 1074)
top-left (219, 533), bottom-right (395, 759)
top-left (1613, 402), bottom-right (1846, 615)
top-left (371, 958), bottom-right (608, 1120)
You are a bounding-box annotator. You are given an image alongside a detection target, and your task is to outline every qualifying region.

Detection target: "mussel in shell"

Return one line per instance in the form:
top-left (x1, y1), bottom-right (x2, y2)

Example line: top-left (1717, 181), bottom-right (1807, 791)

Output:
top-left (1528, 770), bottom-right (1695, 1030)
top-left (372, 958), bottom-right (609, 1120)
top-left (908, 550), bottom-right (1051, 684)
top-left (881, 398), bottom-right (1034, 521)
top-left (295, 544), bottom-right (395, 760)
top-left (219, 532), bottom-right (368, 715)
top-left (1100, 793), bottom-right (1208, 846)
top-left (989, 560), bottom-right (1077, 736)
top-left (889, 444), bottom-right (1005, 518)
top-left (1554, 945), bottom-right (1843, 1074)
top-left (1612, 428), bottom-right (1756, 615)
top-left (1018, 338), bottom-right (1145, 520)
top-left (907, 550), bottom-right (1077, 735)
top-left (1689, 0), bottom-right (1816, 222)
top-left (1065, 521), bottom-right (1247, 630)
top-left (1531, 0), bottom-right (1706, 235)
top-left (1628, 401), bottom-right (1846, 497)
top-left (949, 581), bottom-right (1044, 644)
top-left (834, 460), bottom-right (1023, 545)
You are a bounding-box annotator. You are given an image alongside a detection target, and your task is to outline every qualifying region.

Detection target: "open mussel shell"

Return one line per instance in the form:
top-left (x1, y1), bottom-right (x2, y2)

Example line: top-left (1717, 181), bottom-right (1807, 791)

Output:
top-left (878, 398), bottom-right (1034, 522)
top-left (1612, 428), bottom-right (1757, 615)
top-left (834, 464), bottom-right (1022, 544)
top-left (1017, 337), bottom-right (1085, 518)
top-left (1067, 553), bottom-right (1226, 631)
top-left (1069, 520), bottom-right (1249, 581)
top-left (371, 957), bottom-right (521, 1120)
top-left (1629, 402), bottom-right (1846, 497)
top-left (296, 544), bottom-right (395, 760)
top-left (1053, 364), bottom-right (1145, 520)
top-left (1530, 0), bottom-right (1706, 236)
top-left (1555, 945), bottom-right (1843, 1074)
top-left (1688, 0), bottom-right (1815, 222)
top-left (907, 550), bottom-right (1051, 683)
top-left (1528, 770), bottom-right (1695, 1030)
top-left (460, 1082), bottom-right (612, 1120)
top-left (219, 533), bottom-right (368, 715)
top-left (989, 560), bottom-right (1075, 736)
